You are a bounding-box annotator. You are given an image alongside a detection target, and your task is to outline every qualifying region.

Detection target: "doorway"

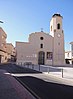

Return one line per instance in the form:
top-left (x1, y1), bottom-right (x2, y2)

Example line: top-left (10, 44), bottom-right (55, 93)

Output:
top-left (38, 51), bottom-right (45, 65)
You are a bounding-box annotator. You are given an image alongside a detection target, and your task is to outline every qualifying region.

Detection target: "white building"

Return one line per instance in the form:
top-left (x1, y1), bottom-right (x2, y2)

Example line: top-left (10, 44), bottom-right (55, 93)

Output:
top-left (16, 13), bottom-right (65, 65)
top-left (70, 42), bottom-right (73, 64)
top-left (65, 51), bottom-right (71, 64)
top-left (65, 42), bottom-right (73, 65)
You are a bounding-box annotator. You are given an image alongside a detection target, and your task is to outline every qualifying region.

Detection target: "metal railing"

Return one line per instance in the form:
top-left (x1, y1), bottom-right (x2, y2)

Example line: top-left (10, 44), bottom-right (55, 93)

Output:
top-left (16, 62), bottom-right (65, 78)
top-left (16, 62), bottom-right (73, 79)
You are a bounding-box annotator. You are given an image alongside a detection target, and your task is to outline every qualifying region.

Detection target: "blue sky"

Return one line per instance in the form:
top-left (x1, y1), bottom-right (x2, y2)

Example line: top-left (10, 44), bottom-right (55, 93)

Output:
top-left (0, 0), bottom-right (73, 50)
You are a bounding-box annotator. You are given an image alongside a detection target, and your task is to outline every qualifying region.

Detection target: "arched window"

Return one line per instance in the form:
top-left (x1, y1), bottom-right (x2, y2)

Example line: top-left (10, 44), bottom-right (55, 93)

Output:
top-left (40, 44), bottom-right (43, 48)
top-left (57, 23), bottom-right (60, 29)
top-left (51, 26), bottom-right (52, 31)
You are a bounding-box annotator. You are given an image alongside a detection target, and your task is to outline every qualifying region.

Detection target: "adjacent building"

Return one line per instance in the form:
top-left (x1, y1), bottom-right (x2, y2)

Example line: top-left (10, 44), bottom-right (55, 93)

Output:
top-left (0, 27), bottom-right (7, 63)
top-left (70, 42), bottom-right (73, 64)
top-left (65, 51), bottom-right (71, 64)
top-left (6, 43), bottom-right (16, 62)
top-left (65, 42), bottom-right (73, 65)
top-left (16, 13), bottom-right (65, 65)
top-left (0, 27), bottom-right (16, 63)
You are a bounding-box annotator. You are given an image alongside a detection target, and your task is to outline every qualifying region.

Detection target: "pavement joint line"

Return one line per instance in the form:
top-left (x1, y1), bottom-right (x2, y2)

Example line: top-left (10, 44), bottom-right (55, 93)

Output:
top-left (0, 69), bottom-right (40, 99)
top-left (14, 76), bottom-right (41, 99)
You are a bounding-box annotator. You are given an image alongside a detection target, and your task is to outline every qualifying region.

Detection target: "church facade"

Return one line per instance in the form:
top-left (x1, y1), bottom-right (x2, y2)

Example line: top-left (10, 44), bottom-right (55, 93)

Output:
top-left (16, 14), bottom-right (65, 65)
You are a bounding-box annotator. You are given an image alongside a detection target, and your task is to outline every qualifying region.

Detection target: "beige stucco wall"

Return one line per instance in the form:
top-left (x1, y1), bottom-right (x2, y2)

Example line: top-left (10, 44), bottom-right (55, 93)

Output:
top-left (0, 51), bottom-right (8, 63)
top-left (6, 43), bottom-right (16, 61)
top-left (50, 15), bottom-right (65, 65)
top-left (6, 43), bottom-right (15, 55)
top-left (16, 32), bottom-right (53, 65)
top-left (53, 32), bottom-right (65, 65)
top-left (0, 27), bottom-right (7, 63)
top-left (0, 27), bottom-right (7, 52)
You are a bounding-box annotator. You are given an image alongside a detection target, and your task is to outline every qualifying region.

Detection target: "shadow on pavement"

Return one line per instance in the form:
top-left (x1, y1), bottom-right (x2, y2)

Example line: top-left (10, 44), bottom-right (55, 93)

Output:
top-left (18, 76), bottom-right (73, 99)
top-left (0, 63), bottom-right (42, 74)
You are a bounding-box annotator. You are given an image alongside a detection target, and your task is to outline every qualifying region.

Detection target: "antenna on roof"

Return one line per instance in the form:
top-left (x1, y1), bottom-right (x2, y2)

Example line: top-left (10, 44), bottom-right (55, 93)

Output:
top-left (41, 28), bottom-right (43, 32)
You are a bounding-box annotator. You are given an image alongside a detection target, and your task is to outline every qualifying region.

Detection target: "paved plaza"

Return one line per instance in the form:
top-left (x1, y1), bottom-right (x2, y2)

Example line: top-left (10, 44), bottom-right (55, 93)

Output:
top-left (0, 63), bottom-right (73, 99)
top-left (0, 69), bottom-right (35, 99)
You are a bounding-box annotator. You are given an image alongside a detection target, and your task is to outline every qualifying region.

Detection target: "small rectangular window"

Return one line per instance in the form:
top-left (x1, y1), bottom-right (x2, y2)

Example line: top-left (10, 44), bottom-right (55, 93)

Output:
top-left (58, 42), bottom-right (60, 45)
top-left (40, 44), bottom-right (43, 48)
top-left (47, 52), bottom-right (53, 60)
top-left (54, 29), bottom-right (56, 32)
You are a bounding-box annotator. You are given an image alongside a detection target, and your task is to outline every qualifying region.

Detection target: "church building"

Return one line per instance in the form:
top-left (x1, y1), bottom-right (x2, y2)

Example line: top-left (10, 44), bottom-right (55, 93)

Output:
top-left (16, 13), bottom-right (65, 65)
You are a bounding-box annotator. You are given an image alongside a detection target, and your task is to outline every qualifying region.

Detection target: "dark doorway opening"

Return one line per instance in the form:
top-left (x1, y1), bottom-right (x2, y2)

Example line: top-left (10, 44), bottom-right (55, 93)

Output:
top-left (38, 51), bottom-right (45, 65)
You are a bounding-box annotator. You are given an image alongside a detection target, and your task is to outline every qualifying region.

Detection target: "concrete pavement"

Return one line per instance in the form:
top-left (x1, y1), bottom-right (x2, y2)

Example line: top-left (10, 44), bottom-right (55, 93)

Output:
top-left (17, 64), bottom-right (73, 86)
top-left (1, 63), bottom-right (73, 99)
top-left (0, 70), bottom-right (36, 99)
top-left (11, 73), bottom-right (73, 86)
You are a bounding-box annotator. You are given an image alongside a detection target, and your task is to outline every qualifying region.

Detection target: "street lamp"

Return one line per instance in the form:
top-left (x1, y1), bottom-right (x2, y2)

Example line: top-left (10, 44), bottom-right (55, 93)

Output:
top-left (0, 21), bottom-right (3, 23)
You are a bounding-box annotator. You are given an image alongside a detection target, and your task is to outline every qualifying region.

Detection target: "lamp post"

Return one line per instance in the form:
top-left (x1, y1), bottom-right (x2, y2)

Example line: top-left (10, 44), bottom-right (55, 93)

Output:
top-left (0, 21), bottom-right (3, 23)
top-left (0, 21), bottom-right (3, 27)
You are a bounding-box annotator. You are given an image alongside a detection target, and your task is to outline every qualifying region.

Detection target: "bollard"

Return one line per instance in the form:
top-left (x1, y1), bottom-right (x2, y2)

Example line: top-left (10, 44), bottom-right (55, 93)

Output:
top-left (62, 68), bottom-right (63, 78)
top-left (21, 62), bottom-right (22, 66)
top-left (32, 64), bottom-right (34, 70)
top-left (28, 64), bottom-right (29, 68)
top-left (48, 67), bottom-right (49, 73)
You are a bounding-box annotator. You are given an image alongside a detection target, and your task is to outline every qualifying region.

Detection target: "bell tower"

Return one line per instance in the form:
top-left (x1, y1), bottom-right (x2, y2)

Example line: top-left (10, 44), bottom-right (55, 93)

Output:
top-left (50, 13), bottom-right (65, 65)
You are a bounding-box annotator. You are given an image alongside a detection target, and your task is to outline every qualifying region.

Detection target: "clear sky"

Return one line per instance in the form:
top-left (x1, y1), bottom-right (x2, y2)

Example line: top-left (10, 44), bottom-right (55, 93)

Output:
top-left (0, 0), bottom-right (73, 51)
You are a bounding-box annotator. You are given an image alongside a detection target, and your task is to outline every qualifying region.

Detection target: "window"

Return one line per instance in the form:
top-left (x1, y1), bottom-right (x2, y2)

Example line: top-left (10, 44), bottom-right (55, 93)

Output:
top-left (40, 37), bottom-right (44, 40)
top-left (40, 44), bottom-right (43, 48)
top-left (57, 23), bottom-right (60, 29)
top-left (47, 52), bottom-right (53, 60)
top-left (58, 42), bottom-right (60, 45)
top-left (51, 26), bottom-right (52, 31)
